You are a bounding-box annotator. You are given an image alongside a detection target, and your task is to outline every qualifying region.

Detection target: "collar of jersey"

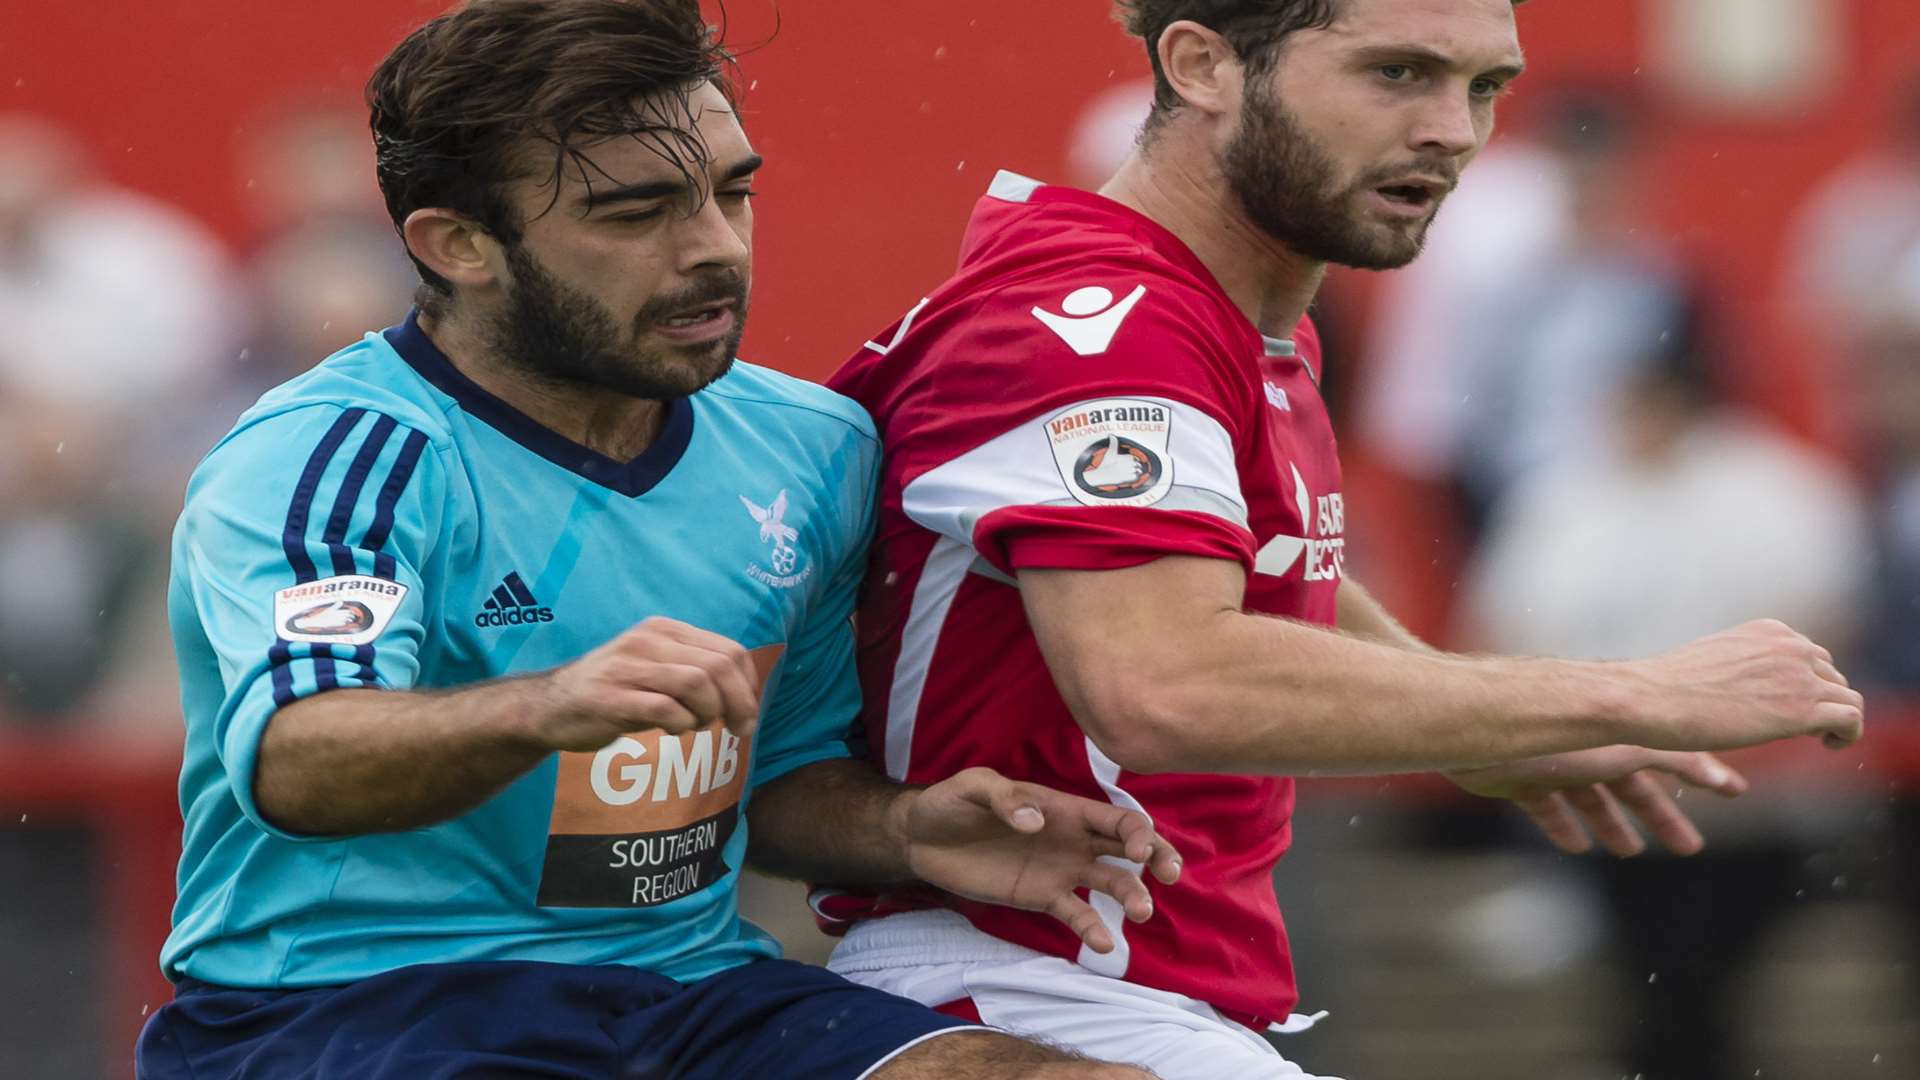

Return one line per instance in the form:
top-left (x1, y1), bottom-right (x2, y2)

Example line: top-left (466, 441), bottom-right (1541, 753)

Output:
top-left (384, 309), bottom-right (695, 498)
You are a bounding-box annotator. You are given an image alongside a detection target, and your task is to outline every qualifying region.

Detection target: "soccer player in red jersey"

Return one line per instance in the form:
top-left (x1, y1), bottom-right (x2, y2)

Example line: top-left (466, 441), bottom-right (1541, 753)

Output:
top-left (819, 1), bottom-right (1867, 1076)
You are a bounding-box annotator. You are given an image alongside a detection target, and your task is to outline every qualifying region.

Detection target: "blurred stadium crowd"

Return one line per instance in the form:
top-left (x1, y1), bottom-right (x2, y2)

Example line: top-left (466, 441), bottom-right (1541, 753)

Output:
top-left (5, 9), bottom-right (1920, 1080)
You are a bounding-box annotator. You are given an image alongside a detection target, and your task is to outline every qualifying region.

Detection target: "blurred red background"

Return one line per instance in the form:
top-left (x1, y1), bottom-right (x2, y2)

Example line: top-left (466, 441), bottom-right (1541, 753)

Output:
top-left (9, 0), bottom-right (1917, 422)
top-left (8, 2), bottom-right (1920, 1075)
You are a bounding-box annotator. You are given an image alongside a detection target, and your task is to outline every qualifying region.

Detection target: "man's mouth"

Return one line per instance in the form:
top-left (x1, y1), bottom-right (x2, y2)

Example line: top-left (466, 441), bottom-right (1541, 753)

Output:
top-left (1373, 178), bottom-right (1448, 210)
top-left (660, 300), bottom-right (735, 329)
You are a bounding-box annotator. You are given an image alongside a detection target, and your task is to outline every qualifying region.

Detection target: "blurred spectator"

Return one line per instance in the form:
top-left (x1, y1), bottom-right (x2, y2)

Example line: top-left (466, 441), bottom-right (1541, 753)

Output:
top-left (225, 98), bottom-right (415, 405)
top-left (1461, 298), bottom-right (1873, 1080)
top-left (1853, 254), bottom-right (1920, 691)
top-left (1355, 128), bottom-right (1569, 488)
top-left (1064, 78), bottom-right (1155, 191)
top-left (1359, 91), bottom-right (1693, 537)
top-left (1848, 243), bottom-right (1920, 1007)
top-left (1779, 69), bottom-right (1920, 348)
top-left (237, 97), bottom-right (394, 242)
top-left (0, 115), bottom-right (238, 722)
top-left (149, 220), bottom-right (416, 478)
top-left (115, 103), bottom-right (417, 722)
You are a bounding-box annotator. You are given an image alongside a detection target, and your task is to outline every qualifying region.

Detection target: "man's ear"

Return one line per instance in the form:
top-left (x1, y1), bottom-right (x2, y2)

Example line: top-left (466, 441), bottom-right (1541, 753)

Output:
top-left (402, 207), bottom-right (506, 293)
top-left (1157, 19), bottom-right (1246, 121)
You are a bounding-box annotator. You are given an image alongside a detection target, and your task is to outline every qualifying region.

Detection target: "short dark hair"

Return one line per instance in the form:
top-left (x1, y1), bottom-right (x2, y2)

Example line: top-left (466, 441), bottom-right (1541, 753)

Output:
top-left (1114, 0), bottom-right (1522, 129)
top-left (1114, 0), bottom-right (1342, 123)
top-left (366, 0), bottom-right (732, 313)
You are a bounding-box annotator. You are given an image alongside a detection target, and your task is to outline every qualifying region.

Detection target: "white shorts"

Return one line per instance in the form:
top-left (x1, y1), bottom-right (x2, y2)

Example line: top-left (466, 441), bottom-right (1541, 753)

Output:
top-left (827, 911), bottom-right (1344, 1080)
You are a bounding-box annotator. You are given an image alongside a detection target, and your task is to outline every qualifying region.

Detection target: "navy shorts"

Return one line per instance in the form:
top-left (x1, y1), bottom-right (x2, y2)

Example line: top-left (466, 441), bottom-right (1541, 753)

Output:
top-left (136, 958), bottom-right (977, 1079)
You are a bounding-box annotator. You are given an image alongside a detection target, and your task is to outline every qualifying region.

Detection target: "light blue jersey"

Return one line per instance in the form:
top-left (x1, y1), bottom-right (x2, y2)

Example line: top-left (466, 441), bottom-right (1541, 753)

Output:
top-left (162, 313), bottom-right (877, 989)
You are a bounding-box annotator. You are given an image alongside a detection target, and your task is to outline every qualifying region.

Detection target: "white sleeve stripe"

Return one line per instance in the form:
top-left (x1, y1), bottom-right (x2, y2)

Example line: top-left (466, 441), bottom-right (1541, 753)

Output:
top-left (901, 396), bottom-right (1246, 544)
top-left (1075, 737), bottom-right (1152, 978)
top-left (884, 536), bottom-right (975, 781)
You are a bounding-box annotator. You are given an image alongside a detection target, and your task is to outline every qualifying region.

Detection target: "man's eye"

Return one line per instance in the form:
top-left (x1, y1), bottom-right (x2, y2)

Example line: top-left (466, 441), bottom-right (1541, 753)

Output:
top-left (1470, 78), bottom-right (1505, 98)
top-left (719, 188), bottom-right (759, 200)
top-left (608, 208), bottom-right (666, 224)
top-left (1379, 65), bottom-right (1414, 82)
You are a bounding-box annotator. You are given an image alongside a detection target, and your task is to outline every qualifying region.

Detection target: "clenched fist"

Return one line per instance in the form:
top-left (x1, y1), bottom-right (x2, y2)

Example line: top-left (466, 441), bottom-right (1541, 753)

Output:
top-left (1622, 619), bottom-right (1864, 752)
top-left (533, 617), bottom-right (761, 752)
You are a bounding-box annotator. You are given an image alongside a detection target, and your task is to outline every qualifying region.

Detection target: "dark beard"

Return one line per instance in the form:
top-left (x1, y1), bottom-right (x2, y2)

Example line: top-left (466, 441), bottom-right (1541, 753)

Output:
top-left (1223, 83), bottom-right (1443, 271)
top-left (486, 242), bottom-right (747, 400)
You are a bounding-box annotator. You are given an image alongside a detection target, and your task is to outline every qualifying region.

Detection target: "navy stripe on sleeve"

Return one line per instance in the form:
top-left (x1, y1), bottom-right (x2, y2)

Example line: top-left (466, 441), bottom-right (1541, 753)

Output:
top-left (267, 417), bottom-right (432, 707)
top-left (365, 430), bottom-right (430, 582)
top-left (282, 409), bottom-right (368, 586)
top-left (323, 414), bottom-right (399, 577)
top-left (269, 641), bottom-right (296, 706)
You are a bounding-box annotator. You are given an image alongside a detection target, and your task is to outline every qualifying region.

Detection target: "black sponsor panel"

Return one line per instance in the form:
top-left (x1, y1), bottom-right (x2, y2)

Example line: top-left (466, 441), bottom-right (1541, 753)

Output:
top-left (537, 807), bottom-right (738, 908)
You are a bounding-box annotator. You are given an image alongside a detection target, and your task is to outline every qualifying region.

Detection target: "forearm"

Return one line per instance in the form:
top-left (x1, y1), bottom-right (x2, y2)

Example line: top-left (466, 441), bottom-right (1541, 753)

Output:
top-left (1139, 612), bottom-right (1632, 775)
top-left (1336, 578), bottom-right (1440, 654)
top-left (255, 681), bottom-right (553, 836)
top-left (745, 757), bottom-right (915, 886)
top-left (1029, 562), bottom-right (1634, 776)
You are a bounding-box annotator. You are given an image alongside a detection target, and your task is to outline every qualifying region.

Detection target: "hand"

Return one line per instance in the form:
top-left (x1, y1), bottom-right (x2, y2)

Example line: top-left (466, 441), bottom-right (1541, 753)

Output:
top-left (891, 766), bottom-right (1182, 954)
top-left (1449, 747), bottom-right (1749, 856)
top-left (535, 617), bottom-right (760, 751)
top-left (1623, 619), bottom-right (1865, 752)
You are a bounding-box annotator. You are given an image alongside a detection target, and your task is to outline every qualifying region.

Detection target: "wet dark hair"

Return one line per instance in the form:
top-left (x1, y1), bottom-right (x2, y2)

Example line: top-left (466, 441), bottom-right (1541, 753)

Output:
top-left (1114, 0), bottom-right (1522, 131)
top-left (1115, 0), bottom-right (1339, 124)
top-left (366, 0), bottom-right (733, 314)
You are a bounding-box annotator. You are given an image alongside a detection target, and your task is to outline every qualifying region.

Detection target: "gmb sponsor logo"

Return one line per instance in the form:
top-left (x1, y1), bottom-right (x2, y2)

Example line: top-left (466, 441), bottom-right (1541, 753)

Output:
top-left (589, 729), bottom-right (745, 808)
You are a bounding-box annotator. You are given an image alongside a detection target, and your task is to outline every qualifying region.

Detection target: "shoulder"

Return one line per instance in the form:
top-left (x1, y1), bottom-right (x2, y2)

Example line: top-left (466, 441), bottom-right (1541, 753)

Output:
top-left (699, 361), bottom-right (878, 448)
top-left (968, 229), bottom-right (1241, 354)
top-left (191, 334), bottom-right (456, 501)
top-left (912, 258), bottom-right (1255, 427)
top-left (224, 336), bottom-right (454, 452)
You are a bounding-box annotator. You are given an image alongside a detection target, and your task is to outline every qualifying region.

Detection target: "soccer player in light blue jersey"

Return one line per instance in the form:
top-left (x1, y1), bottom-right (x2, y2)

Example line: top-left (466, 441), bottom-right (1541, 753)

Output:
top-left (136, 3), bottom-right (1175, 1077)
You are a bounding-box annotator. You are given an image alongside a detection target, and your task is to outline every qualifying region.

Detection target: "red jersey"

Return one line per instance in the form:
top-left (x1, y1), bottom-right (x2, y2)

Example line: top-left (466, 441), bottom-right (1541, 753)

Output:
top-left (822, 172), bottom-right (1345, 1028)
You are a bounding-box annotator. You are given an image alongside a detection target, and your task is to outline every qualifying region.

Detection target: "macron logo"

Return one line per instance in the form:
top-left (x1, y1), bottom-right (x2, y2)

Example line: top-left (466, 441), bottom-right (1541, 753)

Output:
top-left (1032, 285), bottom-right (1148, 357)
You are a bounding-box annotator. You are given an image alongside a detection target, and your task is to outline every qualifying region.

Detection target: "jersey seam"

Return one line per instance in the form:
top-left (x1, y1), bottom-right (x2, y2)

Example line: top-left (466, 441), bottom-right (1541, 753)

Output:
top-left (272, 839), bottom-right (354, 985)
top-left (225, 400), bottom-right (453, 458)
top-left (699, 383), bottom-right (880, 448)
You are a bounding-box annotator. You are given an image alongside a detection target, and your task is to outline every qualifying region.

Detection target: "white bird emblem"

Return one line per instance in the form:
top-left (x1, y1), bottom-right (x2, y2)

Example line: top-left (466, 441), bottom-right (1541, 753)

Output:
top-left (740, 490), bottom-right (800, 547)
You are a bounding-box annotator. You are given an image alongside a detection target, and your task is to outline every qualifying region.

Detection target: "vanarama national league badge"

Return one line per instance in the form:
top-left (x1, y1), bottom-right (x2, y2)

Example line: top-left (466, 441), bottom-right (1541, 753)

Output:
top-left (1045, 397), bottom-right (1176, 508)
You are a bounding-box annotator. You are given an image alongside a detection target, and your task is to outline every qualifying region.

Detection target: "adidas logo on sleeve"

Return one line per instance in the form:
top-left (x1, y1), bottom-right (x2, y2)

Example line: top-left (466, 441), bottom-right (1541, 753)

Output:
top-left (474, 571), bottom-right (555, 628)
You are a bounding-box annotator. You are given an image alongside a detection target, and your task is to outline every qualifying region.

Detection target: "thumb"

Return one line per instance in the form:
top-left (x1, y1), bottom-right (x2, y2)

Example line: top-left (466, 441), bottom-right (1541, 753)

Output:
top-left (982, 775), bottom-right (1046, 833)
top-left (1103, 434), bottom-right (1119, 458)
top-left (1662, 751), bottom-right (1748, 798)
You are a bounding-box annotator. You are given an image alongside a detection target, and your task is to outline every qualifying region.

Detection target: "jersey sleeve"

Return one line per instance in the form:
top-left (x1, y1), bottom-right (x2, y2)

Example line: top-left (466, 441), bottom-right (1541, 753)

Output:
top-left (172, 405), bottom-right (443, 840)
top-left (748, 423), bottom-right (881, 787)
top-left (902, 277), bottom-right (1258, 576)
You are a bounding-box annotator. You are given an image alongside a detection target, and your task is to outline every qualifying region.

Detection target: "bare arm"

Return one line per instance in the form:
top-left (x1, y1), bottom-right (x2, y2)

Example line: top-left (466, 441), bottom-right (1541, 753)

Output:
top-left (746, 757), bottom-right (916, 885)
top-left (1336, 577), bottom-right (1441, 654)
top-left (1338, 576), bottom-right (1751, 856)
top-left (258, 681), bottom-right (552, 835)
top-left (256, 618), bottom-right (760, 836)
top-left (1019, 556), bottom-right (1861, 777)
